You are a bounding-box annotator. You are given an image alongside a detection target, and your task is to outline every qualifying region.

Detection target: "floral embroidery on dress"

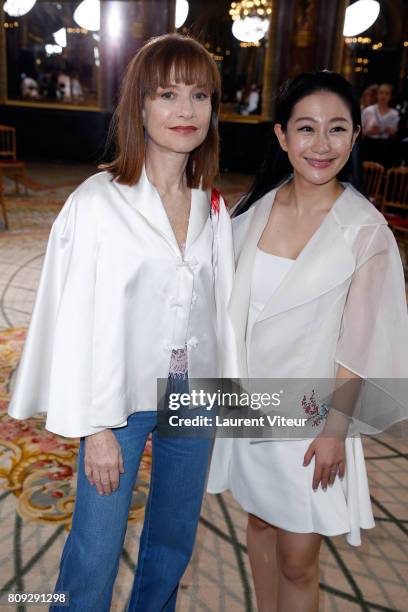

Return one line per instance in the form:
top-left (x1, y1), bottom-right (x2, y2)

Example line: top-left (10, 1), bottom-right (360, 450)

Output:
top-left (301, 390), bottom-right (329, 427)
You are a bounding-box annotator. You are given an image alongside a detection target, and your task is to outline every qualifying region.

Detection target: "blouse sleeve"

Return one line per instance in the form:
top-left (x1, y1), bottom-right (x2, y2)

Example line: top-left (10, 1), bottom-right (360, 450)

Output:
top-left (335, 224), bottom-right (408, 432)
top-left (212, 194), bottom-right (240, 379)
top-left (8, 191), bottom-right (105, 438)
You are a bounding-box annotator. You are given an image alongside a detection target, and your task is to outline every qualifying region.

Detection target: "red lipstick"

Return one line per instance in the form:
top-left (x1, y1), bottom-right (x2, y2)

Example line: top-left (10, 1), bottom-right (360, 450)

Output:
top-left (170, 126), bottom-right (198, 134)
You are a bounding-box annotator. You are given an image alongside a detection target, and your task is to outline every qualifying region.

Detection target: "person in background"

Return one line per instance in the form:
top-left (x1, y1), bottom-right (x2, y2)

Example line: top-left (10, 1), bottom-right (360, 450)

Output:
top-left (362, 83), bottom-right (399, 167)
top-left (236, 87), bottom-right (243, 110)
top-left (360, 83), bottom-right (378, 109)
top-left (39, 70), bottom-right (58, 100)
top-left (21, 73), bottom-right (40, 99)
top-left (70, 71), bottom-right (84, 101)
top-left (57, 71), bottom-right (72, 101)
top-left (248, 84), bottom-right (260, 114)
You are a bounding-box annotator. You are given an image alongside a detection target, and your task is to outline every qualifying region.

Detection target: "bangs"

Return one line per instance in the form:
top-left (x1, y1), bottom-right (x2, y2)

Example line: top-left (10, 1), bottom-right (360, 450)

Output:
top-left (142, 38), bottom-right (220, 97)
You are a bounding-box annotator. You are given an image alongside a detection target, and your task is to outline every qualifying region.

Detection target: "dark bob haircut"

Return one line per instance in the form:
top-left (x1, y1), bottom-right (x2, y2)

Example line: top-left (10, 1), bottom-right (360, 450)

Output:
top-left (101, 33), bottom-right (222, 190)
top-left (235, 71), bottom-right (364, 216)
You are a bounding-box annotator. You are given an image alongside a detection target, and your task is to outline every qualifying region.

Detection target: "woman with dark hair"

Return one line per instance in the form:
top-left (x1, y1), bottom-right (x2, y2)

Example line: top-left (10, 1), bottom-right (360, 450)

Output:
top-left (360, 83), bottom-right (378, 109)
top-left (208, 71), bottom-right (408, 611)
top-left (8, 34), bottom-right (235, 611)
top-left (362, 83), bottom-right (400, 167)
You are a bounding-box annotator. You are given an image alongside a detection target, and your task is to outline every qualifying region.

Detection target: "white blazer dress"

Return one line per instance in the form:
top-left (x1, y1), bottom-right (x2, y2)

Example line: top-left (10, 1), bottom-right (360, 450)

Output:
top-left (208, 183), bottom-right (408, 546)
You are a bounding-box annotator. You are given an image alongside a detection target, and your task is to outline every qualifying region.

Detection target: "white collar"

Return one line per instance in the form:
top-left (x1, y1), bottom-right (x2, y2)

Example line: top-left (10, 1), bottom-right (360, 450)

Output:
top-left (112, 165), bottom-right (211, 254)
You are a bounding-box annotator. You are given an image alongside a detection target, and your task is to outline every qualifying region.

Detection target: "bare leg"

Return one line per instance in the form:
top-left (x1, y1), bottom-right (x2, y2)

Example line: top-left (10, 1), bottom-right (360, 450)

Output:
top-left (276, 529), bottom-right (322, 612)
top-left (247, 513), bottom-right (278, 612)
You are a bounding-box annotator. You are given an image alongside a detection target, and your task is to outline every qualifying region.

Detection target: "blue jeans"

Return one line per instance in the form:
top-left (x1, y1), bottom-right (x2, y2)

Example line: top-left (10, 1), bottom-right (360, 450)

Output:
top-left (50, 377), bottom-right (212, 611)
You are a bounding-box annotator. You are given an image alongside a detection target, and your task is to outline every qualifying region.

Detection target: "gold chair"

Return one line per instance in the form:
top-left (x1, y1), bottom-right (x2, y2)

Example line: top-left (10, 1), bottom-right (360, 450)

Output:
top-left (363, 161), bottom-right (384, 207)
top-left (0, 125), bottom-right (28, 195)
top-left (381, 167), bottom-right (408, 267)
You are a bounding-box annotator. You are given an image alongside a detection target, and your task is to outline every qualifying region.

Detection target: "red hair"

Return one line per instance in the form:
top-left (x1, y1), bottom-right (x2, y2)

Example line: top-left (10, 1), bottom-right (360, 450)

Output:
top-left (101, 34), bottom-right (221, 190)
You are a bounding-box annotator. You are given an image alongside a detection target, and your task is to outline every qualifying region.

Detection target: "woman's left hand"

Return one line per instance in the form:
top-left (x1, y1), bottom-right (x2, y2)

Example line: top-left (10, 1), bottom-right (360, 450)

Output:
top-left (303, 436), bottom-right (346, 491)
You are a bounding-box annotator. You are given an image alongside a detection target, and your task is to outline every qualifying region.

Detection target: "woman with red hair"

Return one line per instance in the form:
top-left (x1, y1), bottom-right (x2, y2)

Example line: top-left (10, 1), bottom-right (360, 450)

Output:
top-left (9, 34), bottom-right (235, 611)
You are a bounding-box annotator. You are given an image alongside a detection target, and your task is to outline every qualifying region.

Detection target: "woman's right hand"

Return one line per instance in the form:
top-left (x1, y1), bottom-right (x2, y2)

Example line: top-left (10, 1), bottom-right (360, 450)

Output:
top-left (84, 429), bottom-right (125, 495)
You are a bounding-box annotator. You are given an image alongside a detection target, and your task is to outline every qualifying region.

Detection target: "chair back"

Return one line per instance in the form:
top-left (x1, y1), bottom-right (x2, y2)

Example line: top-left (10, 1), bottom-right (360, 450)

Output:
top-left (381, 167), bottom-right (408, 213)
top-left (363, 161), bottom-right (384, 206)
top-left (0, 125), bottom-right (17, 160)
top-left (381, 167), bottom-right (408, 259)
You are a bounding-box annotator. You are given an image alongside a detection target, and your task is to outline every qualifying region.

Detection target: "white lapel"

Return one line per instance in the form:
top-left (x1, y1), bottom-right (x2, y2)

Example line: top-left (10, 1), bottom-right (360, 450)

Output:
top-left (185, 188), bottom-right (211, 252)
top-left (112, 166), bottom-right (210, 255)
top-left (257, 188), bottom-right (356, 321)
top-left (113, 166), bottom-right (178, 250)
top-left (229, 185), bottom-right (357, 343)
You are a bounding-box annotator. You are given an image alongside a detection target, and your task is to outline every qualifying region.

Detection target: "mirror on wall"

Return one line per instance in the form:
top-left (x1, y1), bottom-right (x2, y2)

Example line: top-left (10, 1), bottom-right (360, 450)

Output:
top-left (179, 0), bottom-right (273, 120)
top-left (4, 1), bottom-right (100, 108)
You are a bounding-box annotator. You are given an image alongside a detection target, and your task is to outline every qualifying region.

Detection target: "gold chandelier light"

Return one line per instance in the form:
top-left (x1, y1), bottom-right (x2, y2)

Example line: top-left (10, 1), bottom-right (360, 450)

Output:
top-left (229, 0), bottom-right (273, 22)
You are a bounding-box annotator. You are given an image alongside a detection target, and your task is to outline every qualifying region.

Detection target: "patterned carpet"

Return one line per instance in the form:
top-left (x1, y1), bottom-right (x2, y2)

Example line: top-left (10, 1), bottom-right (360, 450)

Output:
top-left (0, 166), bottom-right (407, 611)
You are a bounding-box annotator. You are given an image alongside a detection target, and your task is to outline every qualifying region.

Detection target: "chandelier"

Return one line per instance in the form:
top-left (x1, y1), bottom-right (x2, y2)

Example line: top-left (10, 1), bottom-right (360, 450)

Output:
top-left (230, 0), bottom-right (272, 43)
top-left (73, 0), bottom-right (100, 31)
top-left (3, 0), bottom-right (37, 17)
top-left (175, 0), bottom-right (189, 29)
top-left (343, 0), bottom-right (380, 37)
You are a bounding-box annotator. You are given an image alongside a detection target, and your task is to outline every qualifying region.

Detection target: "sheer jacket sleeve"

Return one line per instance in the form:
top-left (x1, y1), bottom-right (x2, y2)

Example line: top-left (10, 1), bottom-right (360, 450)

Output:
top-left (335, 224), bottom-right (408, 432)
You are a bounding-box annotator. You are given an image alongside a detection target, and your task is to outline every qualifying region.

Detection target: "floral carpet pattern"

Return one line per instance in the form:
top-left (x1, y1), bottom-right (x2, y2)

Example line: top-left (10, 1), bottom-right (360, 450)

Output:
top-left (0, 332), bottom-right (152, 532)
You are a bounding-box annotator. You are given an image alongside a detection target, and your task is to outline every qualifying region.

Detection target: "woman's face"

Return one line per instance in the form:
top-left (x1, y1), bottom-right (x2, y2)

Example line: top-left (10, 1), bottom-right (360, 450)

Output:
top-left (143, 80), bottom-right (212, 155)
top-left (369, 88), bottom-right (378, 105)
top-left (362, 87), bottom-right (377, 107)
top-left (377, 85), bottom-right (392, 106)
top-left (274, 91), bottom-right (360, 186)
